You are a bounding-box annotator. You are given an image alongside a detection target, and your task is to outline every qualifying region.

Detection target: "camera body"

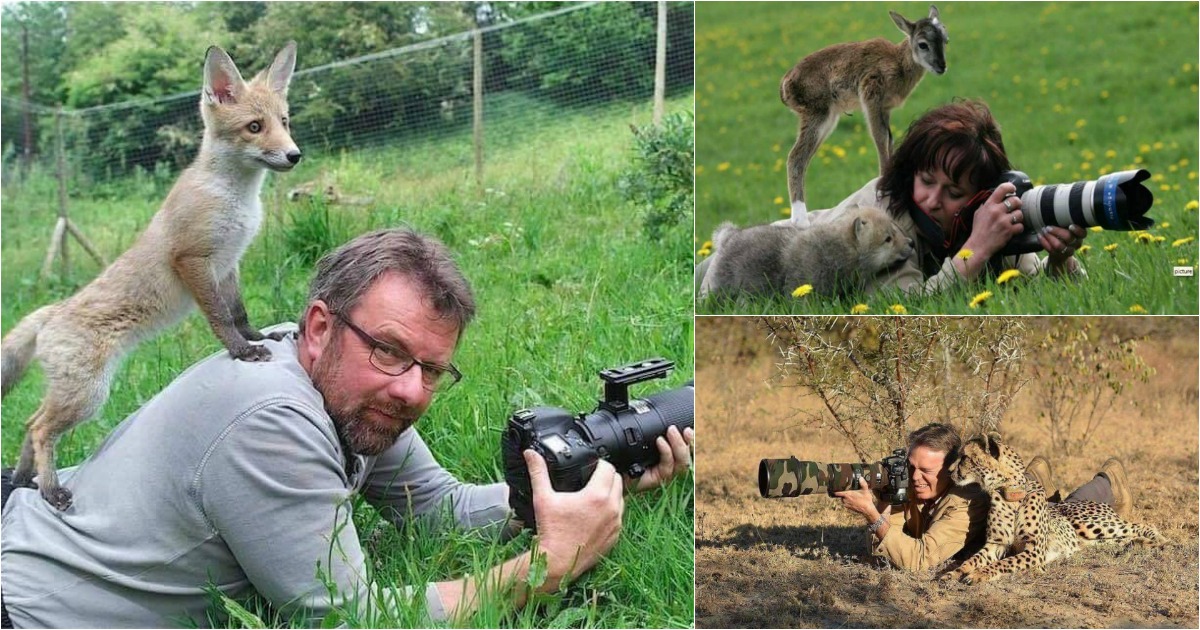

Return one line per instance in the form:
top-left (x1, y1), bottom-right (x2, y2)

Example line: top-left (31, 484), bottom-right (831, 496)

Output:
top-left (758, 447), bottom-right (910, 506)
top-left (949, 169), bottom-right (1154, 255)
top-left (502, 358), bottom-right (695, 532)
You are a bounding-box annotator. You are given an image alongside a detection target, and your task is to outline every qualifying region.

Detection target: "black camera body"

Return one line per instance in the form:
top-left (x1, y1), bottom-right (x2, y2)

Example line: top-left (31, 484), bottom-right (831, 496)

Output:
top-left (879, 447), bottom-right (910, 506)
top-left (950, 169), bottom-right (1154, 255)
top-left (502, 358), bottom-right (694, 532)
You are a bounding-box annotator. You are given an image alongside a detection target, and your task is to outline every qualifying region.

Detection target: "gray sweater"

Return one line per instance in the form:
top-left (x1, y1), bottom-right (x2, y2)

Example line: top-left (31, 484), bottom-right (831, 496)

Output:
top-left (1, 326), bottom-right (509, 628)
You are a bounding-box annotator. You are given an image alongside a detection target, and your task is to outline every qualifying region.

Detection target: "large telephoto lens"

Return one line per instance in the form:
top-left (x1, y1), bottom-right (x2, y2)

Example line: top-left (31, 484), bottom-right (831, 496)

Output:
top-left (577, 382), bottom-right (694, 476)
top-left (1014, 169), bottom-right (1154, 232)
top-left (758, 459), bottom-right (886, 498)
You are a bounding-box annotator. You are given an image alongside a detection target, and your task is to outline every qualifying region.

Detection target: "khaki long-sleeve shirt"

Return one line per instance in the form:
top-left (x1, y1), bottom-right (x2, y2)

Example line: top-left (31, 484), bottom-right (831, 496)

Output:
top-left (871, 485), bottom-right (990, 572)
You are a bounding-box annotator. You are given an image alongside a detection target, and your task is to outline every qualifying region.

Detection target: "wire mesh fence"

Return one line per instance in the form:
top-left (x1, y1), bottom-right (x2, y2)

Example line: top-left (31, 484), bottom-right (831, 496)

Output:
top-left (0, 1), bottom-right (693, 192)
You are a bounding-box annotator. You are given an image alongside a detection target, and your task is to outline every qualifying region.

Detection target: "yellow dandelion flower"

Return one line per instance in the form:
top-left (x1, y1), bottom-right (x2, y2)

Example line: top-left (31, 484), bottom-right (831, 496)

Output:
top-left (1075, 119), bottom-right (1087, 128)
top-left (774, 196), bottom-right (784, 205)
top-left (1185, 63), bottom-right (1194, 73)
top-left (1077, 244), bottom-right (1091, 254)
top-left (1080, 162), bottom-right (1092, 171)
top-left (1100, 90), bottom-right (1109, 99)
top-left (996, 269), bottom-right (1022, 285)
top-left (1133, 232), bottom-right (1154, 243)
top-left (1161, 222), bottom-right (1171, 229)
top-left (1153, 141), bottom-right (1164, 150)
top-left (1128, 304), bottom-right (1147, 314)
top-left (695, 165), bottom-right (705, 175)
top-left (851, 304), bottom-right (870, 315)
top-left (1133, 155), bottom-right (1144, 164)
top-left (1185, 200), bottom-right (1199, 211)
top-left (1090, 226), bottom-right (1104, 232)
top-left (1138, 144), bottom-right (1151, 154)
top-left (1067, 131), bottom-right (1078, 142)
top-left (832, 146), bottom-right (847, 159)
top-left (956, 248), bottom-right (974, 261)
top-left (697, 247), bottom-right (711, 257)
top-left (1160, 184), bottom-right (1171, 192)
top-left (702, 241), bottom-right (713, 250)
top-left (969, 291), bottom-right (993, 309)
top-left (1173, 237), bottom-right (1195, 247)
top-left (772, 143), bottom-right (781, 153)
top-left (792, 284), bottom-right (813, 298)
top-left (1154, 236), bottom-right (1166, 243)
top-left (1117, 115), bottom-right (1127, 124)
top-left (1104, 150), bottom-right (1117, 159)
top-left (717, 162), bottom-right (730, 172)
top-left (1179, 158), bottom-right (1190, 167)
top-left (1104, 243), bottom-right (1119, 252)
top-left (890, 304), bottom-right (908, 315)
top-left (1177, 258), bottom-right (1190, 265)
top-left (780, 207), bottom-right (791, 217)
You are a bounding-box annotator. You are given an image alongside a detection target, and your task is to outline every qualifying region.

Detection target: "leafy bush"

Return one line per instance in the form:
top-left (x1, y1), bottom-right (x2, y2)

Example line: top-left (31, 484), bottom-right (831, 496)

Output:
top-left (620, 111), bottom-right (694, 241)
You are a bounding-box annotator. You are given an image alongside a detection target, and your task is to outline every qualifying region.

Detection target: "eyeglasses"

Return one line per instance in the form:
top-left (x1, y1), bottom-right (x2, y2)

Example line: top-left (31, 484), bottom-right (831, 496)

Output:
top-left (331, 311), bottom-right (462, 392)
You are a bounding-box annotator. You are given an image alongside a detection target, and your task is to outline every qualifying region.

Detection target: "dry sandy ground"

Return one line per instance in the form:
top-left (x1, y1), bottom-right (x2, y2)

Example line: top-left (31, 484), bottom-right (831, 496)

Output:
top-left (695, 316), bottom-right (1198, 628)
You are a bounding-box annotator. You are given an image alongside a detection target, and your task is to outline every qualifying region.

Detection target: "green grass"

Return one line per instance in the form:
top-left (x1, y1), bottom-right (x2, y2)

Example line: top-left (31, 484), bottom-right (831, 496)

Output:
top-left (695, 1), bottom-right (1199, 314)
top-left (0, 94), bottom-right (695, 628)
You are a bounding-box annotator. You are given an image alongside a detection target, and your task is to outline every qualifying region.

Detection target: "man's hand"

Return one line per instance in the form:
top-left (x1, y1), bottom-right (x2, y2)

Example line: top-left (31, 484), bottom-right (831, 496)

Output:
top-left (624, 425), bottom-right (694, 493)
top-left (833, 476), bottom-right (879, 519)
top-left (526, 449), bottom-right (623, 590)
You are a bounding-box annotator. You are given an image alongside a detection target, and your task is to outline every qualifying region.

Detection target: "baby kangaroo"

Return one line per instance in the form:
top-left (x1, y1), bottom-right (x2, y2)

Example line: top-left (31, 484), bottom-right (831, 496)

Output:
top-left (1, 43), bottom-right (301, 510)
top-left (781, 5), bottom-right (948, 224)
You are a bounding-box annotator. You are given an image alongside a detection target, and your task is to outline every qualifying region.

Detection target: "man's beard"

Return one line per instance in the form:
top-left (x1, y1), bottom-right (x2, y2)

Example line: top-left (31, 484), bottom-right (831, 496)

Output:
top-left (311, 335), bottom-right (417, 456)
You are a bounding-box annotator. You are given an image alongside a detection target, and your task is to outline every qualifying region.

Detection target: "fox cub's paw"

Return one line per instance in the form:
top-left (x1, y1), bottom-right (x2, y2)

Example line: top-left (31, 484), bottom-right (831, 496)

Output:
top-left (230, 344), bottom-right (273, 362)
top-left (265, 330), bottom-right (291, 342)
top-left (44, 486), bottom-right (73, 511)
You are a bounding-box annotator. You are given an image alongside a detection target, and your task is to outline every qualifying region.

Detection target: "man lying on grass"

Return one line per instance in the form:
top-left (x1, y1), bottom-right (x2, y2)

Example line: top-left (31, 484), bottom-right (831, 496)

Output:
top-left (834, 423), bottom-right (1131, 571)
top-left (0, 228), bottom-right (694, 628)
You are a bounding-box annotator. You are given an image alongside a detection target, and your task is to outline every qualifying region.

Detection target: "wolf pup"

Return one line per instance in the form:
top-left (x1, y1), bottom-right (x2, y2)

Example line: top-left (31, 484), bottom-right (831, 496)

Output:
top-left (706, 206), bottom-right (915, 300)
top-left (0, 42), bottom-right (301, 510)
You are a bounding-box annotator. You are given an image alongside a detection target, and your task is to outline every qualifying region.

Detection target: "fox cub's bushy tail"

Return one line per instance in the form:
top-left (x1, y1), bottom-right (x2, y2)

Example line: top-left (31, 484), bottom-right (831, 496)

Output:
top-left (1, 304), bottom-right (56, 399)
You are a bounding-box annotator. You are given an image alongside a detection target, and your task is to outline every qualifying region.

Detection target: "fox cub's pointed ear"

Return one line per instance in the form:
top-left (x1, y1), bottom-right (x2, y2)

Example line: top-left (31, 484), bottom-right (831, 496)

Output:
top-left (265, 41), bottom-right (298, 95)
top-left (203, 46), bottom-right (245, 105)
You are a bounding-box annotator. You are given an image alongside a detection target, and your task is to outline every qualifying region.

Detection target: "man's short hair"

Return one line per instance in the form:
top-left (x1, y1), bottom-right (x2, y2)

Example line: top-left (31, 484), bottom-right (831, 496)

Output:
top-left (907, 423), bottom-right (962, 466)
top-left (300, 228), bottom-right (476, 336)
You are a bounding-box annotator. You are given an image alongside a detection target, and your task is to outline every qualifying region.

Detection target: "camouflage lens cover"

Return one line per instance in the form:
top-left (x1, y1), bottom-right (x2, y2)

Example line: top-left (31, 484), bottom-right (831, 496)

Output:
top-left (758, 457), bottom-right (888, 498)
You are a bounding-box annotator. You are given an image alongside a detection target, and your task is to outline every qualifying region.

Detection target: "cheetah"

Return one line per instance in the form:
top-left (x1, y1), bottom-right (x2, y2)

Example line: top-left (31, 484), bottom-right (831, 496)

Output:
top-left (939, 432), bottom-right (1163, 584)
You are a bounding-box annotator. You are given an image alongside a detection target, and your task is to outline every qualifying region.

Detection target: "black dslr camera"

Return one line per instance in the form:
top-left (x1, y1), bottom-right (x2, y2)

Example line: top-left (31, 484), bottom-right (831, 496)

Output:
top-left (502, 358), bottom-right (694, 532)
top-left (929, 169), bottom-right (1154, 256)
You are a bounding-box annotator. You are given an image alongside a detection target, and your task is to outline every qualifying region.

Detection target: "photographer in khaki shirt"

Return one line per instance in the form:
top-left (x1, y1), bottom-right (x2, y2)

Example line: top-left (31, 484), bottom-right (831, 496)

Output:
top-left (834, 423), bottom-right (989, 572)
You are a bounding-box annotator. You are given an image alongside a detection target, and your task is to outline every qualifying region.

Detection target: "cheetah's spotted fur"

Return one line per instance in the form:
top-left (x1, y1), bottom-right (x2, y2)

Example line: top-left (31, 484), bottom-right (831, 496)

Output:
top-left (939, 433), bottom-right (1163, 584)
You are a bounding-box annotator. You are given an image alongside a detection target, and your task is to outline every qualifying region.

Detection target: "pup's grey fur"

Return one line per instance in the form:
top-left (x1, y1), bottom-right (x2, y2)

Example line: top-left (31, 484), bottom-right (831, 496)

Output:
top-left (706, 205), bottom-right (915, 299)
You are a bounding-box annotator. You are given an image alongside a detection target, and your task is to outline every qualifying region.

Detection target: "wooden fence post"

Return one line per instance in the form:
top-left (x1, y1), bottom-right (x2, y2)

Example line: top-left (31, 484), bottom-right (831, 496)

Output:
top-left (653, 0), bottom-right (667, 124)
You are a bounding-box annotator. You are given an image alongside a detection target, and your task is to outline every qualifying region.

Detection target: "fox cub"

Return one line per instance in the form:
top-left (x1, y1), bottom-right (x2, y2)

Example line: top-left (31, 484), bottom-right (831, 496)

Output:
top-left (705, 205), bottom-right (915, 300)
top-left (1, 43), bottom-right (301, 510)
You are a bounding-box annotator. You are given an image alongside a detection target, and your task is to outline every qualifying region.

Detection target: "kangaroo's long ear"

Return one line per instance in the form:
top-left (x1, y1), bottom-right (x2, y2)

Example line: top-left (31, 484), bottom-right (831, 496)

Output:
top-left (264, 41), bottom-right (297, 95)
top-left (203, 46), bottom-right (245, 105)
top-left (890, 10), bottom-right (916, 37)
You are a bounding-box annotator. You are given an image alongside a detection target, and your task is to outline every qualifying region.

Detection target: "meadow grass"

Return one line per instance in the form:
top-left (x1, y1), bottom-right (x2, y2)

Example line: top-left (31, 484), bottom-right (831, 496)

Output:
top-left (695, 1), bottom-right (1199, 314)
top-left (0, 94), bottom-right (695, 628)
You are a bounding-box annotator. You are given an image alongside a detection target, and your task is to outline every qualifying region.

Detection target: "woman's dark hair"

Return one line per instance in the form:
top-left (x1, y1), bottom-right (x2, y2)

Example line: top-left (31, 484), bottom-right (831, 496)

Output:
top-left (907, 422), bottom-right (963, 467)
top-left (878, 99), bottom-right (1012, 218)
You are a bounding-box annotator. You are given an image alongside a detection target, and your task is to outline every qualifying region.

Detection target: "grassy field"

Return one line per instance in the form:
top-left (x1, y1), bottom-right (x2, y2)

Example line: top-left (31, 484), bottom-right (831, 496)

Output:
top-left (694, 316), bottom-right (1198, 628)
top-left (695, 1), bottom-right (1200, 314)
top-left (0, 94), bottom-right (695, 628)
